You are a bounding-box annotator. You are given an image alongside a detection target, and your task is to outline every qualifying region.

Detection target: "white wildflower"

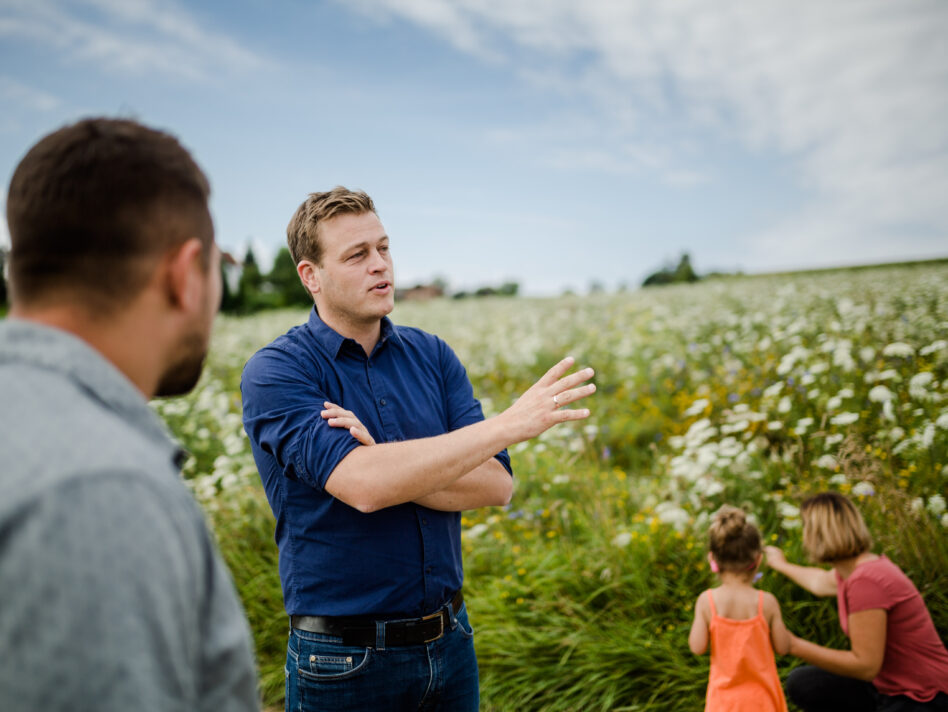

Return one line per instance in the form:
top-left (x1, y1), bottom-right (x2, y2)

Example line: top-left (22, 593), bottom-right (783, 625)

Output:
top-left (920, 340), bottom-right (947, 356)
top-left (942, 513), bottom-right (948, 529)
top-left (825, 434), bottom-right (845, 446)
top-left (827, 396), bottom-right (842, 411)
top-left (777, 396), bottom-right (792, 414)
top-left (882, 342), bottom-right (914, 359)
top-left (852, 481), bottom-right (875, 497)
top-left (815, 454), bottom-right (837, 469)
top-left (928, 495), bottom-right (947, 516)
top-left (777, 502), bottom-right (799, 519)
top-left (763, 382), bottom-right (783, 399)
top-left (612, 532), bottom-right (632, 548)
top-left (909, 372), bottom-right (934, 401)
top-left (684, 398), bottom-right (710, 417)
top-left (830, 412), bottom-right (859, 426)
top-left (464, 523), bottom-right (489, 539)
top-left (859, 346), bottom-right (876, 363)
top-left (829, 473), bottom-right (848, 485)
top-left (869, 385), bottom-right (895, 403)
top-left (767, 421), bottom-right (783, 431)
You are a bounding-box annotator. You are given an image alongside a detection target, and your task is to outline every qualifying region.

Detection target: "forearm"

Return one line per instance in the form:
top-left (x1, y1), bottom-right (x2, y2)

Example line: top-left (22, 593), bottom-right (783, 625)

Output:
top-left (413, 459), bottom-right (512, 511)
top-left (327, 414), bottom-right (515, 512)
top-left (789, 635), bottom-right (878, 681)
top-left (772, 559), bottom-right (835, 597)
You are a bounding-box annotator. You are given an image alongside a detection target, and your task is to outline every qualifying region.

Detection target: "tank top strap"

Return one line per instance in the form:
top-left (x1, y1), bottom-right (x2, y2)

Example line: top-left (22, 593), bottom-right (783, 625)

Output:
top-left (707, 589), bottom-right (717, 618)
top-left (757, 589), bottom-right (764, 617)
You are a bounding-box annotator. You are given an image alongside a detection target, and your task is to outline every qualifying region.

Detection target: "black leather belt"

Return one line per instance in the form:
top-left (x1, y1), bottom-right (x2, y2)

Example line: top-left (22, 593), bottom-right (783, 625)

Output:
top-left (290, 590), bottom-right (463, 647)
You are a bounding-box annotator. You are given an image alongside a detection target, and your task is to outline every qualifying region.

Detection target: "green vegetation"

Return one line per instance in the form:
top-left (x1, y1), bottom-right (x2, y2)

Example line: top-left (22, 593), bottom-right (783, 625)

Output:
top-left (154, 261), bottom-right (948, 710)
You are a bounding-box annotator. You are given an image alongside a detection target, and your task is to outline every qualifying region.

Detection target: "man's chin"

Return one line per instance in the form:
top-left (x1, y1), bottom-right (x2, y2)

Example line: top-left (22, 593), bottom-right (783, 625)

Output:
top-left (154, 359), bottom-right (205, 398)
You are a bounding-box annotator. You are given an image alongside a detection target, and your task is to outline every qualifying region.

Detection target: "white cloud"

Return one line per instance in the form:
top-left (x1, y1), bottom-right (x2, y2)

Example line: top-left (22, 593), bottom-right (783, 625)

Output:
top-left (0, 0), bottom-right (269, 81)
top-left (345, 0), bottom-right (948, 265)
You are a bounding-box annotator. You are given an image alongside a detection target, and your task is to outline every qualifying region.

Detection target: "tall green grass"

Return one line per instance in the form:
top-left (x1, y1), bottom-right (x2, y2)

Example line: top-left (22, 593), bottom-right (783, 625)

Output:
top-left (176, 263), bottom-right (948, 710)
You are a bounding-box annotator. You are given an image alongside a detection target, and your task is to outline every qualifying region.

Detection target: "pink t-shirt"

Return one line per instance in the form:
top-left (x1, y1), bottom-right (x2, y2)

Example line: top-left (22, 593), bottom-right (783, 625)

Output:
top-left (836, 555), bottom-right (948, 702)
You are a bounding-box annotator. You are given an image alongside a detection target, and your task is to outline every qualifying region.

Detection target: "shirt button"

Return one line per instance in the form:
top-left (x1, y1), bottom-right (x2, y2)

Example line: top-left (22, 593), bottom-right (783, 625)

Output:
top-left (422, 518), bottom-right (428, 526)
top-left (426, 566), bottom-right (432, 574)
top-left (380, 398), bottom-right (386, 406)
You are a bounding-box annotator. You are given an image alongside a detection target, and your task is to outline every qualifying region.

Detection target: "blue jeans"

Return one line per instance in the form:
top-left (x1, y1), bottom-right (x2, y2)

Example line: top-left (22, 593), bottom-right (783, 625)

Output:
top-left (285, 602), bottom-right (479, 712)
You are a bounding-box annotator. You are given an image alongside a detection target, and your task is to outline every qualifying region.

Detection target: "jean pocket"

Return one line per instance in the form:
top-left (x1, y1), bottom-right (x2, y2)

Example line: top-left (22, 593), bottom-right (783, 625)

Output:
top-left (455, 605), bottom-right (475, 639)
top-left (296, 640), bottom-right (372, 682)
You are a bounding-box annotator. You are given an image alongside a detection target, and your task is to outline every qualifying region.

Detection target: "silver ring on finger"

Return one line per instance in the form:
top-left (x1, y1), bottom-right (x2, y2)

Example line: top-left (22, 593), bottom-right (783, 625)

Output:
top-left (553, 394), bottom-right (560, 406)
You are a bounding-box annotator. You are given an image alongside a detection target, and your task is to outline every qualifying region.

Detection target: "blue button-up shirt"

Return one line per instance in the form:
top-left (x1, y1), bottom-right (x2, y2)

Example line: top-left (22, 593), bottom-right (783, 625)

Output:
top-left (241, 309), bottom-right (512, 617)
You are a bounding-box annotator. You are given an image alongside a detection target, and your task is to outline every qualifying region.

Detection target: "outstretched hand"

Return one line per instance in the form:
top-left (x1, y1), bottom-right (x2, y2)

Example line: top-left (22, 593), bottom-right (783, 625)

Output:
top-left (321, 401), bottom-right (376, 446)
top-left (764, 546), bottom-right (787, 569)
top-left (500, 356), bottom-right (595, 443)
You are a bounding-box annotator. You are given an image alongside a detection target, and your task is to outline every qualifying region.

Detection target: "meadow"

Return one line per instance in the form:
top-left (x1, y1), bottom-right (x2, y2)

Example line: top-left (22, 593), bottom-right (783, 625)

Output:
top-left (154, 262), bottom-right (948, 711)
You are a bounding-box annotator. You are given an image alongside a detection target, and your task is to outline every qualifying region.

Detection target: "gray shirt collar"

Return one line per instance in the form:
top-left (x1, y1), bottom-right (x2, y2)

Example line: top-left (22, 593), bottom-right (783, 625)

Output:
top-left (0, 319), bottom-right (185, 465)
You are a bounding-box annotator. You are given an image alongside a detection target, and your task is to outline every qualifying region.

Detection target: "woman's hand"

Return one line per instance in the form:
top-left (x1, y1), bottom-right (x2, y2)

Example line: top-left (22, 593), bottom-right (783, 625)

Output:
top-left (321, 401), bottom-right (376, 446)
top-left (764, 545), bottom-right (788, 570)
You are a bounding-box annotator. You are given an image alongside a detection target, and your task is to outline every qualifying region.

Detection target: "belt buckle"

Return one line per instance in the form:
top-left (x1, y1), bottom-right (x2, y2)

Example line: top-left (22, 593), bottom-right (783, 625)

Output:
top-left (421, 610), bottom-right (445, 643)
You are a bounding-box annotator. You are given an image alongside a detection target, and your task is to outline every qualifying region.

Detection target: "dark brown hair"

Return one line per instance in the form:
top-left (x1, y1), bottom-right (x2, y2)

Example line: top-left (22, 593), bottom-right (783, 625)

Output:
top-left (709, 504), bottom-right (762, 572)
top-left (6, 117), bottom-right (213, 311)
top-left (801, 492), bottom-right (873, 563)
top-left (286, 187), bottom-right (376, 266)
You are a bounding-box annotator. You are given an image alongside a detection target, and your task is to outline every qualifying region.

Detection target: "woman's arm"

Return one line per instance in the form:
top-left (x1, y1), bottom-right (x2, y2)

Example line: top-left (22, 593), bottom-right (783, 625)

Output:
top-left (789, 609), bottom-right (887, 681)
top-left (689, 591), bottom-right (710, 655)
top-left (764, 546), bottom-right (837, 597)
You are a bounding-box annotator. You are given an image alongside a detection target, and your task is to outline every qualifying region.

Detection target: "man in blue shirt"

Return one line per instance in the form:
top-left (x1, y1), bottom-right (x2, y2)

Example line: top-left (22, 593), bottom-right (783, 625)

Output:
top-left (241, 187), bottom-right (595, 712)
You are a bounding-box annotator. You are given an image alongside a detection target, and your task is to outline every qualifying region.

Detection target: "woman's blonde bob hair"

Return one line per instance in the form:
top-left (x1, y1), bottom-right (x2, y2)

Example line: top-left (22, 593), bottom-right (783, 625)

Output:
top-left (801, 492), bottom-right (873, 563)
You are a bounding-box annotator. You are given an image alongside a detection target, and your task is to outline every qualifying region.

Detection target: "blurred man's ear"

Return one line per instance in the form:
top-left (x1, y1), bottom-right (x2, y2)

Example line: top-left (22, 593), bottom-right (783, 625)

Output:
top-left (163, 238), bottom-right (205, 311)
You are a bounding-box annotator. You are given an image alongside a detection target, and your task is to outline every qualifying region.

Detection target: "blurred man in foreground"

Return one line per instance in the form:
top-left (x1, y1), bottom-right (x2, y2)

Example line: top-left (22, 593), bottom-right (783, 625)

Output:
top-left (0, 117), bottom-right (259, 711)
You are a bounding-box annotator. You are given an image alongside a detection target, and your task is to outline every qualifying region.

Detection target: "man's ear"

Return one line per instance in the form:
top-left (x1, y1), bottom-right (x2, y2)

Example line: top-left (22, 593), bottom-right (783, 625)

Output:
top-left (297, 260), bottom-right (320, 296)
top-left (163, 238), bottom-right (205, 311)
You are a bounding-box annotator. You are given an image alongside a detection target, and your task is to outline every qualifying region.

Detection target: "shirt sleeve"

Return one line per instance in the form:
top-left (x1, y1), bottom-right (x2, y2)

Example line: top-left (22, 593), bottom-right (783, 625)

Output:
top-left (847, 570), bottom-right (893, 613)
top-left (241, 345), bottom-right (360, 490)
top-left (437, 337), bottom-right (513, 475)
top-left (0, 471), bottom-right (259, 712)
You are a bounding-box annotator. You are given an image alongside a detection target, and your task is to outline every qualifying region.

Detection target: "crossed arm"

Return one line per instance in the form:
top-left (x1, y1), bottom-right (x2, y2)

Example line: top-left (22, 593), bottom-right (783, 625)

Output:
top-left (321, 357), bottom-right (595, 513)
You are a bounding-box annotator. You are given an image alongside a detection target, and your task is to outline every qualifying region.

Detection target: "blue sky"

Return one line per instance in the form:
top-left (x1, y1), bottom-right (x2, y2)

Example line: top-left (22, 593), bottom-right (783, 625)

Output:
top-left (2, 0), bottom-right (946, 295)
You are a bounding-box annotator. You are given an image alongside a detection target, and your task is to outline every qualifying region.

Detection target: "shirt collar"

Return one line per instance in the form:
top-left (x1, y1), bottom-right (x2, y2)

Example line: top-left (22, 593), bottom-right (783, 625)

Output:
top-left (305, 307), bottom-right (402, 359)
top-left (0, 319), bottom-right (185, 465)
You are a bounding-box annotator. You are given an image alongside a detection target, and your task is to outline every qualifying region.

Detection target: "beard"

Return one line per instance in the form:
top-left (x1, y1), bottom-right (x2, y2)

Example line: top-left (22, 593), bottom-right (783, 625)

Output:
top-left (154, 327), bottom-right (209, 398)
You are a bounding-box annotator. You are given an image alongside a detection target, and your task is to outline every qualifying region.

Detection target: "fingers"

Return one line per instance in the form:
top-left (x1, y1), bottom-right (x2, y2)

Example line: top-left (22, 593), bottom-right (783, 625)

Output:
top-left (552, 381), bottom-right (596, 408)
top-left (538, 356), bottom-right (578, 386)
top-left (348, 425), bottom-right (375, 446)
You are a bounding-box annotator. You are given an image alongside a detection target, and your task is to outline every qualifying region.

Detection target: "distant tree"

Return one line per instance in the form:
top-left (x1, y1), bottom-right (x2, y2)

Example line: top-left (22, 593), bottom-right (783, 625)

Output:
top-left (236, 246), bottom-right (267, 312)
top-left (673, 253), bottom-right (698, 283)
top-left (219, 260), bottom-right (241, 313)
top-left (497, 281), bottom-right (519, 297)
top-left (642, 252), bottom-right (700, 288)
top-left (268, 247), bottom-right (312, 308)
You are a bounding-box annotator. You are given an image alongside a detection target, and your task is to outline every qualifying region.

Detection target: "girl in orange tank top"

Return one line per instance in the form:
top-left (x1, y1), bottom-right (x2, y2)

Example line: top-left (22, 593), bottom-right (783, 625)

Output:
top-left (689, 505), bottom-right (791, 712)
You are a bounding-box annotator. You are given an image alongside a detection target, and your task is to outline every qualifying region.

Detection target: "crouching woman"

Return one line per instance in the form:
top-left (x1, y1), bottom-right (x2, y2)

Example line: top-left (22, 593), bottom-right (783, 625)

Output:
top-left (765, 492), bottom-right (948, 712)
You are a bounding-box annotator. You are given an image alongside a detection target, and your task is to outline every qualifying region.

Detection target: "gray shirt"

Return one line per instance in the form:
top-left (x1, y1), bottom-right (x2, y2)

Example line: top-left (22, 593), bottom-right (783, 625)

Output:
top-left (0, 320), bottom-right (259, 711)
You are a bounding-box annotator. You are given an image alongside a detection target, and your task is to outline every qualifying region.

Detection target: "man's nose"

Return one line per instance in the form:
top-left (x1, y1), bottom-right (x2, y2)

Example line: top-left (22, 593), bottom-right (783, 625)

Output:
top-left (368, 249), bottom-right (389, 272)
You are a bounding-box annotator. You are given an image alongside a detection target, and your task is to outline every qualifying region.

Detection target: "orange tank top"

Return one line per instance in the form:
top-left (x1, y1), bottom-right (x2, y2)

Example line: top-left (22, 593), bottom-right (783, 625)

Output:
top-left (705, 589), bottom-right (788, 712)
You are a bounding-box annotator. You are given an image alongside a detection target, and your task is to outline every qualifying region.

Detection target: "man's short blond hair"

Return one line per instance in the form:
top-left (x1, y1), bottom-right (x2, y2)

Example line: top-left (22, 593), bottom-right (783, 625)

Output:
top-left (286, 187), bottom-right (376, 265)
top-left (801, 492), bottom-right (873, 563)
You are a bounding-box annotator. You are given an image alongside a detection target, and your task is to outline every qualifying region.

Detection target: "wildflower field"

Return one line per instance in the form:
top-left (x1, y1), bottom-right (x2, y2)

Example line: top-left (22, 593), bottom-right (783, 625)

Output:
top-left (156, 261), bottom-right (948, 711)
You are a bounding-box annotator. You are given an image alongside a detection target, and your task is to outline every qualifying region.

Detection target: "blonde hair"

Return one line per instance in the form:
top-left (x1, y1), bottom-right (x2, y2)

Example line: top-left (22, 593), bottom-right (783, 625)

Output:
top-left (286, 186), bottom-right (376, 265)
top-left (708, 505), bottom-right (762, 572)
top-left (801, 492), bottom-right (873, 563)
